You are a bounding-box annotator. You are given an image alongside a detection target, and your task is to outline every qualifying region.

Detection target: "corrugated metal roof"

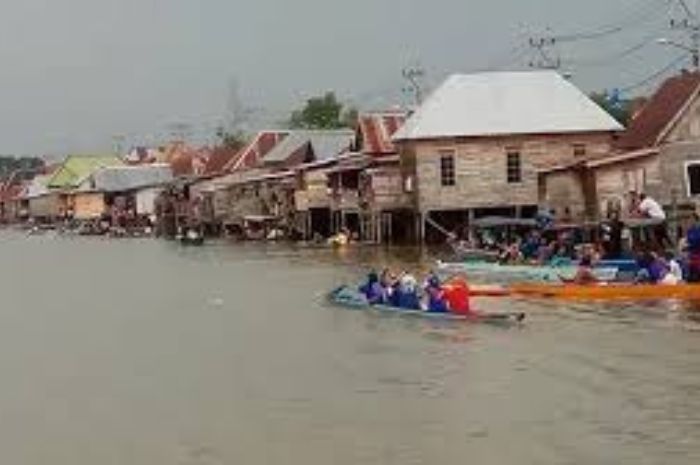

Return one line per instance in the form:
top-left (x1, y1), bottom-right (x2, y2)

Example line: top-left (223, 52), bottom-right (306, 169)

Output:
top-left (358, 112), bottom-right (406, 155)
top-left (262, 132), bottom-right (312, 163)
top-left (309, 130), bottom-right (354, 161)
top-left (393, 71), bottom-right (623, 141)
top-left (262, 130), bottom-right (354, 164)
top-left (23, 174), bottom-right (52, 199)
top-left (87, 164), bottom-right (173, 193)
top-left (48, 154), bottom-right (125, 189)
top-left (224, 131), bottom-right (288, 172)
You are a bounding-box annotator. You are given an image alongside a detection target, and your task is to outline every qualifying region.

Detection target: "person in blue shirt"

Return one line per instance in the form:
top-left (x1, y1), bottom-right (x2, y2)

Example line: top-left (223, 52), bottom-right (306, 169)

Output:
top-left (636, 252), bottom-right (670, 284)
top-left (359, 271), bottom-right (385, 305)
top-left (686, 214), bottom-right (700, 282)
top-left (424, 275), bottom-right (449, 313)
top-left (520, 231), bottom-right (542, 261)
top-left (391, 273), bottom-right (421, 310)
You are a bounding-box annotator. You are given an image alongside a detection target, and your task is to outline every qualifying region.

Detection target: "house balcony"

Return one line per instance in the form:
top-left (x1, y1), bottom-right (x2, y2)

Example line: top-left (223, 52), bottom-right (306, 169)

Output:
top-left (331, 189), bottom-right (360, 211)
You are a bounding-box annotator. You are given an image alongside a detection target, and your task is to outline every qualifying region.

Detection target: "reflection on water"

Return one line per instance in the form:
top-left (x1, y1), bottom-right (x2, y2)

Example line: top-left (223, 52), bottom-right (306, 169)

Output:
top-left (1, 233), bottom-right (700, 464)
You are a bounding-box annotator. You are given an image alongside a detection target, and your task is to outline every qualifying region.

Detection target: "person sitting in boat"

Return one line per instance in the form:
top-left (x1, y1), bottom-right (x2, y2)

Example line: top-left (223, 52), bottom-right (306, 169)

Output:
top-left (424, 274), bottom-right (449, 313)
top-left (666, 252), bottom-right (684, 284)
top-left (359, 271), bottom-right (386, 305)
top-left (636, 252), bottom-right (671, 284)
top-left (391, 273), bottom-right (421, 310)
top-left (686, 213), bottom-right (700, 282)
top-left (379, 268), bottom-right (396, 301)
top-left (498, 242), bottom-right (523, 264)
top-left (520, 231), bottom-right (542, 261)
top-left (442, 276), bottom-right (472, 315)
top-left (571, 255), bottom-right (598, 285)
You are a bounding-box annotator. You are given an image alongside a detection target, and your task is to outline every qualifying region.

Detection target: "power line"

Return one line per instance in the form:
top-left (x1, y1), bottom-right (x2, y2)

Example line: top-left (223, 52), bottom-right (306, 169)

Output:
top-left (620, 53), bottom-right (687, 92)
top-left (676, 0), bottom-right (697, 19)
top-left (555, 0), bottom-right (670, 42)
top-left (566, 31), bottom-right (661, 67)
top-left (482, 42), bottom-right (531, 71)
top-left (665, 0), bottom-right (700, 69)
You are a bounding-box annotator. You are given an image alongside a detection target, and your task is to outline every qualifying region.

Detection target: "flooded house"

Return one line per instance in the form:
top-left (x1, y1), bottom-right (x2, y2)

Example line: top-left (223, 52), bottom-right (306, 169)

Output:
top-left (45, 154), bottom-right (124, 220)
top-left (79, 163), bottom-right (173, 229)
top-left (354, 112), bottom-right (412, 243)
top-left (392, 71), bottom-right (623, 242)
top-left (540, 71), bottom-right (700, 228)
top-left (209, 130), bottom-right (354, 239)
top-left (183, 131), bottom-right (289, 236)
top-left (0, 172), bottom-right (30, 223)
top-left (293, 112), bottom-right (411, 242)
top-left (25, 172), bottom-right (61, 223)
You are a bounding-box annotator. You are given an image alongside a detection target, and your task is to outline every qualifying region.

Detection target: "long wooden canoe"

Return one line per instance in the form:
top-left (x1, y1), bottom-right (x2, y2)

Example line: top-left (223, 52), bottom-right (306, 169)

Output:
top-left (328, 286), bottom-right (525, 323)
top-left (507, 282), bottom-right (700, 300)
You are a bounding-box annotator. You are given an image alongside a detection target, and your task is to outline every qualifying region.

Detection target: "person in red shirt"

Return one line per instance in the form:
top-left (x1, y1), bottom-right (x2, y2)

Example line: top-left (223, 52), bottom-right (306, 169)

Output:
top-left (442, 276), bottom-right (472, 315)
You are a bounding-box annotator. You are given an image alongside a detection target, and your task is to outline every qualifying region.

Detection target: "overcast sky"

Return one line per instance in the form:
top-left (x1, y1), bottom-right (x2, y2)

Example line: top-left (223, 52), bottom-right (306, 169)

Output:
top-left (0, 0), bottom-right (695, 155)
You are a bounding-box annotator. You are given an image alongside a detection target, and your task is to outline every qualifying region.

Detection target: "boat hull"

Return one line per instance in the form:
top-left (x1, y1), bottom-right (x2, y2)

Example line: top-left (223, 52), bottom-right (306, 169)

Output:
top-left (437, 261), bottom-right (619, 282)
top-left (328, 286), bottom-right (524, 323)
top-left (508, 283), bottom-right (700, 300)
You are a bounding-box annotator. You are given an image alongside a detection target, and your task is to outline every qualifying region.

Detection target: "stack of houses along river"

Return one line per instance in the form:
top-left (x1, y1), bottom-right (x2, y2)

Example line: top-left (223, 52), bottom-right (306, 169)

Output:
top-left (3, 69), bottom-right (700, 243)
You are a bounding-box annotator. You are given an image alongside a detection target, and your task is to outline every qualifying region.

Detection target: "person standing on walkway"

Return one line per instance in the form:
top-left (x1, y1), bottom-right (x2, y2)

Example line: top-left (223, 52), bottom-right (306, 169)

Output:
top-left (636, 193), bottom-right (672, 249)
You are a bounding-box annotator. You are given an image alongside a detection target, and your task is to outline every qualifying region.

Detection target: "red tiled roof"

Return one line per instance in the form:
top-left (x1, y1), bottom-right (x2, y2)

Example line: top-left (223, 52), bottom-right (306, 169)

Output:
top-left (169, 146), bottom-right (211, 177)
top-left (0, 174), bottom-right (27, 202)
top-left (615, 71), bottom-right (700, 150)
top-left (223, 131), bottom-right (288, 172)
top-left (357, 112), bottom-right (406, 155)
top-left (203, 146), bottom-right (241, 175)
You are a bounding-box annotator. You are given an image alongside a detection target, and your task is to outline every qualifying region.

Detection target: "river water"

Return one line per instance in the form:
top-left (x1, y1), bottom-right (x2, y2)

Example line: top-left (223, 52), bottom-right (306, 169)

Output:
top-left (1, 232), bottom-right (700, 464)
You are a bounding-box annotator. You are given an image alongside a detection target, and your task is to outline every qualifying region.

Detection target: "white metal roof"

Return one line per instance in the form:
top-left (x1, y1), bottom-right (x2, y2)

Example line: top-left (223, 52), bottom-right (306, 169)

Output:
top-left (392, 71), bottom-right (623, 141)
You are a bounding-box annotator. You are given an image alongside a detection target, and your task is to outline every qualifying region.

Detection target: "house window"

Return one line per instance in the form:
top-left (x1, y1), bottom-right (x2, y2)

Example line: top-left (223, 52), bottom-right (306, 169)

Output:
top-left (403, 175), bottom-right (414, 193)
top-left (623, 168), bottom-right (647, 193)
top-left (506, 150), bottom-right (522, 183)
top-left (573, 144), bottom-right (586, 157)
top-left (440, 152), bottom-right (455, 187)
top-left (686, 162), bottom-right (700, 195)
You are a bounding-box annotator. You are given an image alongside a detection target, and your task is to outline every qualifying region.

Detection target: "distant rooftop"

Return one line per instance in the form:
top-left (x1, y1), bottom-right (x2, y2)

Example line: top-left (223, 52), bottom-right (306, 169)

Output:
top-left (615, 71), bottom-right (700, 151)
top-left (262, 130), bottom-right (354, 164)
top-left (87, 164), bottom-right (173, 192)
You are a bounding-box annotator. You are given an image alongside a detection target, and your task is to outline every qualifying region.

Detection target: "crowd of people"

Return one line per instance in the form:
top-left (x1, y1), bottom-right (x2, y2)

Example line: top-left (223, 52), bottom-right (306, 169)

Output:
top-left (359, 270), bottom-right (472, 314)
top-left (449, 192), bottom-right (700, 286)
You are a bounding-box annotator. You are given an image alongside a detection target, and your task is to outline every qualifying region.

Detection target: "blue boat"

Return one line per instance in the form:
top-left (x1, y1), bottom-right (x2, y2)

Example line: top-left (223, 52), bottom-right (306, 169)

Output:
top-left (328, 286), bottom-right (525, 324)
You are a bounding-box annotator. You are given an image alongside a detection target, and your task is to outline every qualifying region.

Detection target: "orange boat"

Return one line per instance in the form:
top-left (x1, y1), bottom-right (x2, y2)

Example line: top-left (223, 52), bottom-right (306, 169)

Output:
top-left (507, 283), bottom-right (700, 300)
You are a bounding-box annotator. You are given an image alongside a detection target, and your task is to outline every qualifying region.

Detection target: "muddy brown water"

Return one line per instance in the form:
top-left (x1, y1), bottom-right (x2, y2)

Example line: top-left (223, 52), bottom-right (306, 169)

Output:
top-left (1, 232), bottom-right (700, 464)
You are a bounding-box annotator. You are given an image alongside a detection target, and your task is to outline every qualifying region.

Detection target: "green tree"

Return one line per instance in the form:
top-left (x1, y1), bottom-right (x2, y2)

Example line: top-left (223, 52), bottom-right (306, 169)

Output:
top-left (289, 92), bottom-right (357, 129)
top-left (215, 127), bottom-right (247, 151)
top-left (590, 91), bottom-right (633, 127)
top-left (0, 156), bottom-right (44, 181)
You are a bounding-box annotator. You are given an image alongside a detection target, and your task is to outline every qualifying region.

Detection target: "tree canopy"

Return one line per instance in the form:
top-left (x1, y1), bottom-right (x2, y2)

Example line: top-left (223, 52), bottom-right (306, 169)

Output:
top-left (215, 127), bottom-right (247, 151)
top-left (289, 92), bottom-right (358, 130)
top-left (590, 90), bottom-right (634, 127)
top-left (0, 156), bottom-right (44, 181)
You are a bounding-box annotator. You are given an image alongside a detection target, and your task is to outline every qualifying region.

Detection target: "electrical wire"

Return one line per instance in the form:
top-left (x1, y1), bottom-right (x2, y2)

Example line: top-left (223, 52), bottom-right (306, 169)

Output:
top-left (620, 53), bottom-right (688, 92)
top-left (554, 0), bottom-right (670, 42)
top-left (565, 31), bottom-right (662, 67)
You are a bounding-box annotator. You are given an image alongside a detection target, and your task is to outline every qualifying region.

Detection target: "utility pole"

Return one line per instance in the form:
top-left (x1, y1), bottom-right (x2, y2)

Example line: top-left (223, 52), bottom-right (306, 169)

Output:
top-left (527, 30), bottom-right (562, 70)
top-left (668, 0), bottom-right (700, 70)
top-left (112, 134), bottom-right (126, 156)
top-left (168, 122), bottom-right (192, 144)
top-left (402, 65), bottom-right (425, 107)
